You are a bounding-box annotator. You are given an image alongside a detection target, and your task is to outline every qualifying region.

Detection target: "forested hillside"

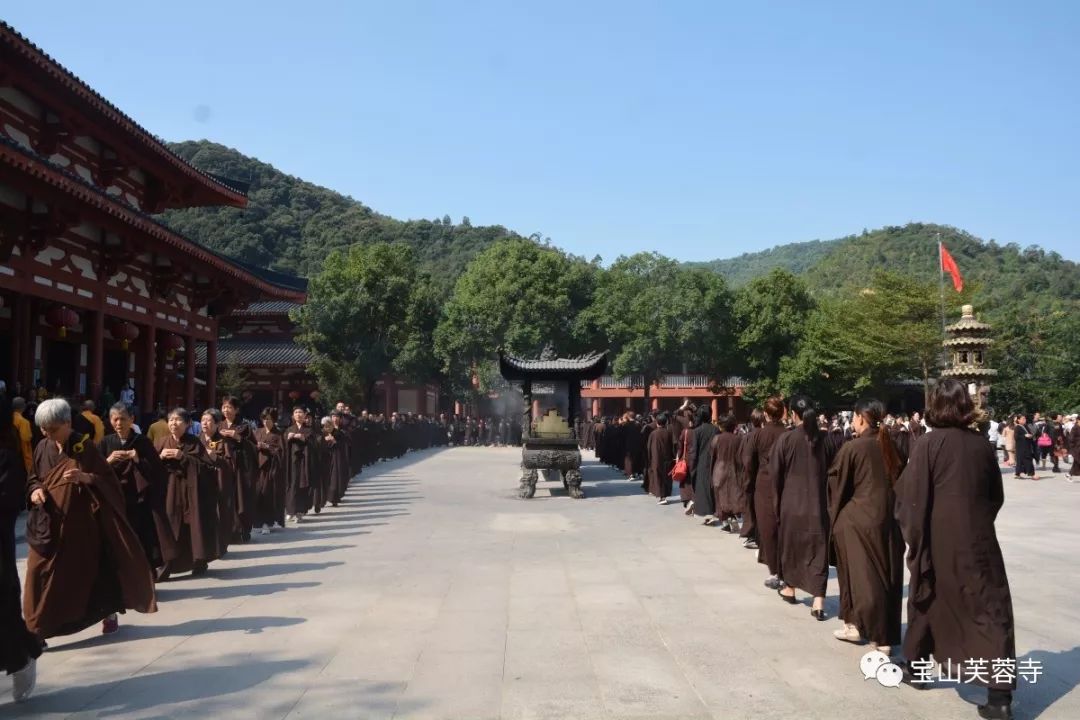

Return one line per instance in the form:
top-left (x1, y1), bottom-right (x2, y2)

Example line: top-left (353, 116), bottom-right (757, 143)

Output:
top-left (161, 140), bottom-right (518, 292)
top-left (687, 239), bottom-right (836, 286)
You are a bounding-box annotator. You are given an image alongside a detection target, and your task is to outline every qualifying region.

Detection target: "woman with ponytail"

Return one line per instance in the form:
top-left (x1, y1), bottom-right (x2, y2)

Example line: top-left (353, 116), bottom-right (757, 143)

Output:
top-left (827, 398), bottom-right (904, 653)
top-left (773, 395), bottom-right (836, 620)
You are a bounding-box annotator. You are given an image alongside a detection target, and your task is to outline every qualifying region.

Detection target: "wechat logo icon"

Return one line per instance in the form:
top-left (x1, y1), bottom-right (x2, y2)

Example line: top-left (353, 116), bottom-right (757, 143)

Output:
top-left (860, 650), bottom-right (902, 688)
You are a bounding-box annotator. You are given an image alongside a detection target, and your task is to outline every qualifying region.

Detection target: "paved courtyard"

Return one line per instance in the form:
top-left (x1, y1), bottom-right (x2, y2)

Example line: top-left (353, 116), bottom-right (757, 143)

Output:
top-left (4, 447), bottom-right (1079, 719)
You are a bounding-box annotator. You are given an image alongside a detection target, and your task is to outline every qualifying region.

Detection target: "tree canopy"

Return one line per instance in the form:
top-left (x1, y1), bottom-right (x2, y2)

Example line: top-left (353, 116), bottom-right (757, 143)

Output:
top-left (434, 239), bottom-right (598, 395)
top-left (292, 242), bottom-right (437, 403)
top-left (577, 254), bottom-right (735, 399)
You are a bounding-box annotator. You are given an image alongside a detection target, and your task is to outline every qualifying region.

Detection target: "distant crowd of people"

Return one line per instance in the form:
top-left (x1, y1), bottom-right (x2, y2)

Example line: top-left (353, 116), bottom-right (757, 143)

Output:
top-left (988, 412), bottom-right (1079, 479)
top-left (0, 384), bottom-right (449, 705)
top-left (583, 384), bottom-right (1068, 720)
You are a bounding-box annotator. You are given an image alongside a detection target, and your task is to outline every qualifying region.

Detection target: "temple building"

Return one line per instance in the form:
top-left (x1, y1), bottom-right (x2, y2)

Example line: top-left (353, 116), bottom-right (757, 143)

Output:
top-left (0, 21), bottom-right (304, 420)
top-left (580, 374), bottom-right (749, 420)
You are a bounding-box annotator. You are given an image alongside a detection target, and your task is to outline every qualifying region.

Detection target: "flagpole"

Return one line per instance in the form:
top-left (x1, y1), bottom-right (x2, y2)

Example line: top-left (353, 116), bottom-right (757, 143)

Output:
top-left (937, 232), bottom-right (947, 342)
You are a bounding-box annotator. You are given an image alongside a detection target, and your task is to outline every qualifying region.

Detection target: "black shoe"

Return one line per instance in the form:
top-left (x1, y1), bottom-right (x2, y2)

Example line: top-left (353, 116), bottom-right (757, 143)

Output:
top-left (977, 703), bottom-right (1014, 720)
top-left (778, 588), bottom-right (798, 604)
top-left (810, 608), bottom-right (827, 621)
top-left (764, 575), bottom-right (781, 590)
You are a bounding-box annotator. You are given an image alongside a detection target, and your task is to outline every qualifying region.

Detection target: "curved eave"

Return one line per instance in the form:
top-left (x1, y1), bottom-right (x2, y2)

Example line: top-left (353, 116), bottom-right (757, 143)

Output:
top-left (0, 21), bottom-right (247, 208)
top-left (943, 337), bottom-right (994, 347)
top-left (0, 139), bottom-right (303, 300)
top-left (941, 368), bottom-right (999, 378)
top-left (498, 351), bottom-right (608, 381)
top-left (945, 321), bottom-right (993, 333)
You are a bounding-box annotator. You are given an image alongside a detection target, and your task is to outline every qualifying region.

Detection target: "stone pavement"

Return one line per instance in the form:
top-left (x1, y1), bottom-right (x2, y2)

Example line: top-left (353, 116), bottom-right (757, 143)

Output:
top-left (3, 447), bottom-right (1078, 719)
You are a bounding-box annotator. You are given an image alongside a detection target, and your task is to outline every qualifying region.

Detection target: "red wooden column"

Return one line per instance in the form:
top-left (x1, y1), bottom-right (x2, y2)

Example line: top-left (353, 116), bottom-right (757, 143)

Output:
top-left (710, 397), bottom-right (719, 422)
top-left (141, 324), bottom-right (156, 416)
top-left (591, 398), bottom-right (600, 418)
top-left (87, 309), bottom-right (104, 403)
top-left (184, 335), bottom-right (196, 409)
top-left (206, 339), bottom-right (218, 409)
top-left (10, 294), bottom-right (26, 388)
top-left (155, 340), bottom-right (168, 410)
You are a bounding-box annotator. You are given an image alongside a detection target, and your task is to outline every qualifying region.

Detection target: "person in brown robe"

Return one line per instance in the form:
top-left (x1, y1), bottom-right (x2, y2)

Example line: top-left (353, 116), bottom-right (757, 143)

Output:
top-left (773, 395), bottom-right (834, 620)
top-left (254, 408), bottom-right (285, 533)
top-left (895, 379), bottom-right (1016, 719)
top-left (285, 407), bottom-right (315, 522)
top-left (708, 414), bottom-right (743, 532)
top-left (675, 408), bottom-right (696, 511)
top-left (745, 397), bottom-right (787, 588)
top-left (24, 400), bottom-right (156, 639)
top-left (1, 394), bottom-right (41, 700)
top-left (220, 396), bottom-right (256, 543)
top-left (646, 412), bottom-right (675, 503)
top-left (1067, 418), bottom-right (1080, 480)
top-left (827, 398), bottom-right (904, 651)
top-left (324, 412), bottom-right (351, 506)
top-left (687, 405), bottom-right (720, 525)
top-left (200, 409), bottom-right (235, 558)
top-left (156, 408), bottom-right (220, 576)
top-left (101, 402), bottom-right (177, 581)
top-left (738, 408), bottom-right (764, 548)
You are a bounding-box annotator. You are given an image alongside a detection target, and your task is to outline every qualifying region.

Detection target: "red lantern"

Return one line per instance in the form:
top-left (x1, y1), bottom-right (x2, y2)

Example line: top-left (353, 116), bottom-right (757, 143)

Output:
top-left (288, 390), bottom-right (301, 401)
top-left (109, 320), bottom-right (140, 350)
top-left (161, 332), bottom-right (184, 360)
top-left (45, 305), bottom-right (79, 338)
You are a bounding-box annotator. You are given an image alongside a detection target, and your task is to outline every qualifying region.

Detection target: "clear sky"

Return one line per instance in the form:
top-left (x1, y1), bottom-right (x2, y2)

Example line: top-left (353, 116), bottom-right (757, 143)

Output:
top-left (7, 1), bottom-right (1080, 262)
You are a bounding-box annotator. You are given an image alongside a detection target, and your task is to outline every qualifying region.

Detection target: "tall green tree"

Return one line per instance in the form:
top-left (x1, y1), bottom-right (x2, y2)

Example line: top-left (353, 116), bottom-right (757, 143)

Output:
top-left (778, 271), bottom-right (946, 406)
top-left (577, 253), bottom-right (735, 406)
top-left (293, 242), bottom-right (437, 405)
top-left (434, 239), bottom-right (598, 399)
top-left (733, 269), bottom-right (814, 400)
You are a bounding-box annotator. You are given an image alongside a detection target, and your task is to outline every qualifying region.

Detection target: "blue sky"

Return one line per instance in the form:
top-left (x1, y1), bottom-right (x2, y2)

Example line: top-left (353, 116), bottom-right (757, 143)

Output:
top-left (7, 1), bottom-right (1080, 262)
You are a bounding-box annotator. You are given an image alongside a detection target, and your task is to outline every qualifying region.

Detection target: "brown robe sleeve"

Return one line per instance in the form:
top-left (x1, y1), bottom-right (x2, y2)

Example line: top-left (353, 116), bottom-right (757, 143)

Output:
top-left (894, 434), bottom-right (934, 607)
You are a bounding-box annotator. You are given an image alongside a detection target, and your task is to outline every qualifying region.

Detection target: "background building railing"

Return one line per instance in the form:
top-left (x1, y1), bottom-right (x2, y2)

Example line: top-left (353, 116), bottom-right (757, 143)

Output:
top-left (582, 375), bottom-right (748, 390)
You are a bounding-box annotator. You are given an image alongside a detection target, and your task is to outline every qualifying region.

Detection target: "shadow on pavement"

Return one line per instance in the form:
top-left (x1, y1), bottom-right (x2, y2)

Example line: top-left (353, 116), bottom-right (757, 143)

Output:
top-left (156, 581), bottom-right (321, 602)
top-left (48, 616), bottom-right (306, 652)
top-left (13, 659), bottom-right (310, 716)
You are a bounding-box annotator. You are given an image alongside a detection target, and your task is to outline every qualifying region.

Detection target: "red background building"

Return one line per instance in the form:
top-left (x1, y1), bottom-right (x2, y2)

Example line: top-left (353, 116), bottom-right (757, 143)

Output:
top-left (0, 22), bottom-right (304, 419)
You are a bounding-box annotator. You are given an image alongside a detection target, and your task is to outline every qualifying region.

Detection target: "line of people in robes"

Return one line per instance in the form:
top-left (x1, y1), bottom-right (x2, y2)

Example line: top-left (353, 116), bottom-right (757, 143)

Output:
top-left (591, 381), bottom-right (1016, 720)
top-left (0, 393), bottom-right (441, 705)
top-left (453, 415), bottom-right (521, 447)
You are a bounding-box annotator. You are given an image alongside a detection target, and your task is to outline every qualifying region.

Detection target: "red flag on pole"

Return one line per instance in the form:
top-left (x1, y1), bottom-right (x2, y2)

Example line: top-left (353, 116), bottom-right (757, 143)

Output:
top-left (940, 243), bottom-right (963, 292)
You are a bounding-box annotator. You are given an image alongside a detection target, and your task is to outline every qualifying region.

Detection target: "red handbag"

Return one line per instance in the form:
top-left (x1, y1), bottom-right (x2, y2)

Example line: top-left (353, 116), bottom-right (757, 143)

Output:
top-left (670, 428), bottom-right (689, 483)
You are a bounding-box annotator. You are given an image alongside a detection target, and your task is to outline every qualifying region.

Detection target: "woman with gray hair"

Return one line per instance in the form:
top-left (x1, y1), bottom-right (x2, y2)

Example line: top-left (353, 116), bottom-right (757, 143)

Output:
top-left (23, 398), bottom-right (157, 640)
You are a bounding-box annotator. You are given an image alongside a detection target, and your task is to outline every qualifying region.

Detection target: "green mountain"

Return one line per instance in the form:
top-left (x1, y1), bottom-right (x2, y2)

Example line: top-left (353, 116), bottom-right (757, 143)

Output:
top-left (686, 238), bottom-right (837, 287)
top-left (161, 140), bottom-right (519, 290)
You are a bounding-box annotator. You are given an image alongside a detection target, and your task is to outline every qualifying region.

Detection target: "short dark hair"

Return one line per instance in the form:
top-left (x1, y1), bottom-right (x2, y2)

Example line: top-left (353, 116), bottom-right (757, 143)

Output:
top-left (655, 411), bottom-right (669, 427)
top-left (695, 405), bottom-right (712, 426)
top-left (168, 407), bottom-right (190, 423)
top-left (750, 407), bottom-right (765, 428)
top-left (926, 378), bottom-right (978, 428)
top-left (720, 413), bottom-right (737, 432)
top-left (201, 408), bottom-right (225, 423)
top-left (109, 402), bottom-right (133, 417)
top-left (261, 407), bottom-right (278, 423)
top-left (764, 396), bottom-right (785, 421)
top-left (221, 395), bottom-right (241, 410)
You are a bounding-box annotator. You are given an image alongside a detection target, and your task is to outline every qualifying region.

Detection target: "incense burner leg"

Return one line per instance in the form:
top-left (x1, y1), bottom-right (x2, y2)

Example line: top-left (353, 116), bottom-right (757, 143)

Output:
top-left (566, 468), bottom-right (585, 499)
top-left (518, 466), bottom-right (538, 499)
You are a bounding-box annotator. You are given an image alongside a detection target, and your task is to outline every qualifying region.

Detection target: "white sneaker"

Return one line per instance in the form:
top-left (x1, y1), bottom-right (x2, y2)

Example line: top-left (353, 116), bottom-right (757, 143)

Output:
top-left (657, 498), bottom-right (669, 505)
top-left (12, 657), bottom-right (36, 703)
top-left (285, 514), bottom-right (296, 523)
top-left (260, 525), bottom-right (271, 536)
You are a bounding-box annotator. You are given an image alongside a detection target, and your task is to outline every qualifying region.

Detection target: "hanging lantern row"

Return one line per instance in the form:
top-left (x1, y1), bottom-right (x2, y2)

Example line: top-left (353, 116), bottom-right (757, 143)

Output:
top-left (160, 332), bottom-right (184, 360)
top-left (109, 320), bottom-right (140, 350)
top-left (45, 305), bottom-right (79, 338)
